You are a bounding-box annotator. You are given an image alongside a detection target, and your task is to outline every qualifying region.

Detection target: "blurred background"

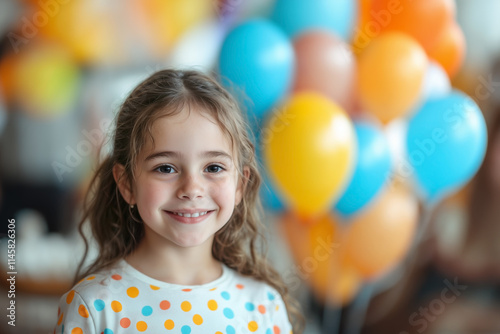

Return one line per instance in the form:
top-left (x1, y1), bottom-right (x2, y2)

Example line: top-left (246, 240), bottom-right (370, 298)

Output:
top-left (0, 0), bottom-right (500, 333)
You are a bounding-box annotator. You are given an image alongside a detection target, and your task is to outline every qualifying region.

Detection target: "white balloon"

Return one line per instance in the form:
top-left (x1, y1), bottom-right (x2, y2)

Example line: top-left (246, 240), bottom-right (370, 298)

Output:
top-left (167, 20), bottom-right (224, 73)
top-left (421, 61), bottom-right (451, 101)
top-left (384, 119), bottom-right (410, 182)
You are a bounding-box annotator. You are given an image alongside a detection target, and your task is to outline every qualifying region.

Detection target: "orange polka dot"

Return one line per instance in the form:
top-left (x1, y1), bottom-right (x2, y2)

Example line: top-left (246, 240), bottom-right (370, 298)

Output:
top-left (78, 305), bottom-right (89, 318)
top-left (77, 278), bottom-right (85, 285)
top-left (181, 301), bottom-right (191, 312)
top-left (209, 287), bottom-right (217, 291)
top-left (120, 317), bottom-right (131, 328)
top-left (164, 319), bottom-right (175, 330)
top-left (127, 287), bottom-right (139, 298)
top-left (193, 314), bottom-right (203, 325)
top-left (160, 300), bottom-right (171, 310)
top-left (273, 325), bottom-right (281, 334)
top-left (248, 321), bottom-right (258, 332)
top-left (236, 284), bottom-right (244, 289)
top-left (57, 313), bottom-right (63, 326)
top-left (66, 290), bottom-right (75, 304)
top-left (182, 288), bottom-right (192, 292)
top-left (258, 305), bottom-right (266, 314)
top-left (111, 300), bottom-right (122, 312)
top-left (207, 299), bottom-right (218, 311)
top-left (215, 332), bottom-right (223, 334)
top-left (150, 285), bottom-right (160, 290)
top-left (71, 328), bottom-right (83, 334)
top-left (136, 321), bottom-right (147, 332)
top-left (86, 276), bottom-right (95, 280)
top-left (111, 274), bottom-right (122, 280)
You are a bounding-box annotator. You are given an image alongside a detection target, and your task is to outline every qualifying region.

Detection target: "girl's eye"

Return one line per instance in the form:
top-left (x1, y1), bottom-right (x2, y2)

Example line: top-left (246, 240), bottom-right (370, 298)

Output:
top-left (205, 165), bottom-right (225, 173)
top-left (155, 165), bottom-right (175, 174)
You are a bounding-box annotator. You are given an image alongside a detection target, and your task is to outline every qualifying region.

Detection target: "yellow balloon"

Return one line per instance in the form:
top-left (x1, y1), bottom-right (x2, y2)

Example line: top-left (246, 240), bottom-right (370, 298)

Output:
top-left (343, 183), bottom-right (418, 280)
top-left (12, 45), bottom-right (81, 118)
top-left (264, 92), bottom-right (356, 218)
top-left (358, 32), bottom-right (428, 124)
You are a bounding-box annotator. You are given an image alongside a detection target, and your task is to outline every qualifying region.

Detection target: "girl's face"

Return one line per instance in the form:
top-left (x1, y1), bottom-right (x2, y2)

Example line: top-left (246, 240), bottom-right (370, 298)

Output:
top-left (119, 107), bottom-right (247, 249)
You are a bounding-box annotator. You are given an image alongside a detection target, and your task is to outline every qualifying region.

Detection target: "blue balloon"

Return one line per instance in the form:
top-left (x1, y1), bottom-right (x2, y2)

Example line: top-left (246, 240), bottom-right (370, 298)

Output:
top-left (335, 122), bottom-right (392, 218)
top-left (254, 129), bottom-right (285, 212)
top-left (406, 91), bottom-right (488, 204)
top-left (218, 19), bottom-right (295, 120)
top-left (271, 0), bottom-right (356, 41)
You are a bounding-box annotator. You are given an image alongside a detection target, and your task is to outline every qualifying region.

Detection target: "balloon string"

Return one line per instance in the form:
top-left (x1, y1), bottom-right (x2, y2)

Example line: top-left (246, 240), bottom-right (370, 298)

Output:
top-left (343, 284), bottom-right (374, 334)
top-left (321, 304), bottom-right (342, 334)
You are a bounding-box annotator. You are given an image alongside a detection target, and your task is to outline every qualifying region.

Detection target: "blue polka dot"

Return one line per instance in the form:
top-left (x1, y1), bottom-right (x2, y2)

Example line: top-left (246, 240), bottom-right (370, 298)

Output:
top-left (245, 302), bottom-right (255, 311)
top-left (221, 291), bottom-right (230, 300)
top-left (94, 299), bottom-right (105, 311)
top-left (104, 329), bottom-right (113, 334)
top-left (267, 291), bottom-right (276, 300)
top-left (226, 325), bottom-right (235, 334)
top-left (142, 305), bottom-right (153, 316)
top-left (181, 325), bottom-right (191, 334)
top-left (266, 329), bottom-right (272, 334)
top-left (61, 324), bottom-right (64, 334)
top-left (223, 307), bottom-right (234, 319)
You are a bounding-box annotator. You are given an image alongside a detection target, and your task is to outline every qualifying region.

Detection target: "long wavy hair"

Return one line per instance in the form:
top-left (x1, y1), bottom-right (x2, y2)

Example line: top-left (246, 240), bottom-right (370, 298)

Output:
top-left (75, 69), bottom-right (303, 332)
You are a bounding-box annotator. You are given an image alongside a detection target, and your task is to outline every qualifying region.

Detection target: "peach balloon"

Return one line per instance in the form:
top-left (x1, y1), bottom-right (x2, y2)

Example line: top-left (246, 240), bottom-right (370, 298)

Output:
top-left (358, 32), bottom-right (427, 124)
top-left (427, 21), bottom-right (466, 79)
top-left (293, 31), bottom-right (357, 112)
top-left (343, 184), bottom-right (418, 280)
top-left (281, 212), bottom-right (362, 306)
top-left (369, 0), bottom-right (456, 53)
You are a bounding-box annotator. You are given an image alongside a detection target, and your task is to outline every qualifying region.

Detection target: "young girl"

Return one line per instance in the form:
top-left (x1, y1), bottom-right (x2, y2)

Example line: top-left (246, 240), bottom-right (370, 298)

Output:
top-left (54, 69), bottom-right (302, 334)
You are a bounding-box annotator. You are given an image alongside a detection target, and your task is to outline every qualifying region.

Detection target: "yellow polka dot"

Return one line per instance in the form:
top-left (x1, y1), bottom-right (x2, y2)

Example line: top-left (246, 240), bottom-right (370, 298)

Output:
top-left (150, 285), bottom-right (160, 290)
top-left (193, 314), bottom-right (203, 325)
top-left (207, 299), bottom-right (218, 311)
top-left (78, 305), bottom-right (89, 318)
top-left (136, 321), bottom-right (147, 332)
top-left (248, 321), bottom-right (258, 332)
top-left (127, 287), bottom-right (139, 298)
top-left (164, 319), bottom-right (175, 330)
top-left (71, 328), bottom-right (83, 334)
top-left (181, 301), bottom-right (191, 312)
top-left (276, 305), bottom-right (279, 311)
top-left (215, 332), bottom-right (223, 334)
top-left (86, 276), bottom-right (95, 280)
top-left (57, 313), bottom-right (63, 325)
top-left (111, 300), bottom-right (122, 312)
top-left (209, 287), bottom-right (217, 291)
top-left (66, 290), bottom-right (75, 304)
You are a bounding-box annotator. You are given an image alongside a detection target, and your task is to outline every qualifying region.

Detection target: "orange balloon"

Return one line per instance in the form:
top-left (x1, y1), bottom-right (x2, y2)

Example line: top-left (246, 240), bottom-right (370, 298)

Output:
top-left (293, 31), bottom-right (357, 112)
top-left (367, 0), bottom-right (455, 53)
top-left (358, 32), bottom-right (427, 124)
top-left (427, 21), bottom-right (466, 79)
top-left (351, 0), bottom-right (375, 54)
top-left (281, 212), bottom-right (362, 306)
top-left (37, 0), bottom-right (124, 65)
top-left (343, 184), bottom-right (418, 280)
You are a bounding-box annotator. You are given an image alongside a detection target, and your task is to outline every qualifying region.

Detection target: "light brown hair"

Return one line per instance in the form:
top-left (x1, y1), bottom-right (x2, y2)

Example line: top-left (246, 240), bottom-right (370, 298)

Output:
top-left (75, 69), bottom-right (304, 332)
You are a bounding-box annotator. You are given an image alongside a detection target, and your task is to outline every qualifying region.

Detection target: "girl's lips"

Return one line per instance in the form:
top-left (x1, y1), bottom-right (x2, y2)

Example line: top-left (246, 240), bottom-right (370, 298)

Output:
top-left (164, 210), bottom-right (214, 224)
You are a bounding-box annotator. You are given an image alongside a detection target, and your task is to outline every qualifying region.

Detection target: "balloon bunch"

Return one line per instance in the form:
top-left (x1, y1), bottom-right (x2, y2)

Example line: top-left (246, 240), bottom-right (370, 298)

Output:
top-left (217, 0), bottom-right (488, 308)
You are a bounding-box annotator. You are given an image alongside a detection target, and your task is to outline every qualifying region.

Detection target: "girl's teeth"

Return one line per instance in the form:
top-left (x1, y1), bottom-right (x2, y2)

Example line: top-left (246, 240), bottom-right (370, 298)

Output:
top-left (174, 211), bottom-right (208, 217)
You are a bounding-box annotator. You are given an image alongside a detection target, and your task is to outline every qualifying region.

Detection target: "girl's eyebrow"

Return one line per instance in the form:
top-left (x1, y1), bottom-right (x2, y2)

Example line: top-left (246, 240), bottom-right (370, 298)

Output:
top-left (145, 150), bottom-right (233, 162)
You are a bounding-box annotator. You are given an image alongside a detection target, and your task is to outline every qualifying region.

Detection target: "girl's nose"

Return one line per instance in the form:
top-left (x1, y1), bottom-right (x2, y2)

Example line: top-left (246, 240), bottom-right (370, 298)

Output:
top-left (176, 173), bottom-right (204, 200)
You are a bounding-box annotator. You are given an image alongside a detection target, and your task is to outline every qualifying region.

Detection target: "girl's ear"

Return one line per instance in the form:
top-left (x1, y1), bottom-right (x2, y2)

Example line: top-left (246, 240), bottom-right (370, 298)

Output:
top-left (235, 166), bottom-right (250, 206)
top-left (113, 164), bottom-right (135, 205)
